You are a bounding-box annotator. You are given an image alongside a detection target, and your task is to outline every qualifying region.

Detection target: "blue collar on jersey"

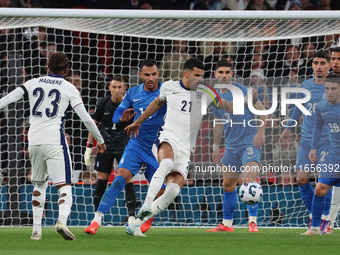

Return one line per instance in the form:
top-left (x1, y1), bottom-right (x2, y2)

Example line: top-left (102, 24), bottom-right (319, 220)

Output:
top-left (180, 80), bottom-right (190, 91)
top-left (48, 74), bottom-right (64, 79)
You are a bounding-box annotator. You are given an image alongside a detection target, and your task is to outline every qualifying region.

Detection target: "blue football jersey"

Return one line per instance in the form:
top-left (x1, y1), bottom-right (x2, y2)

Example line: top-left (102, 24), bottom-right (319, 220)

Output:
top-left (212, 82), bottom-right (258, 148)
top-left (299, 78), bottom-right (328, 144)
top-left (313, 99), bottom-right (340, 155)
top-left (115, 82), bottom-right (166, 149)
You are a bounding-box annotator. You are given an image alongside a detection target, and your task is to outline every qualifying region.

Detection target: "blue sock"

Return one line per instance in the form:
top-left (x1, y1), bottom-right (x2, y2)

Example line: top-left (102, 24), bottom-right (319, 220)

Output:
top-left (322, 188), bottom-right (332, 216)
top-left (299, 182), bottom-right (314, 214)
top-left (97, 176), bottom-right (126, 215)
top-left (312, 195), bottom-right (325, 228)
top-left (247, 203), bottom-right (258, 217)
top-left (222, 190), bottom-right (237, 220)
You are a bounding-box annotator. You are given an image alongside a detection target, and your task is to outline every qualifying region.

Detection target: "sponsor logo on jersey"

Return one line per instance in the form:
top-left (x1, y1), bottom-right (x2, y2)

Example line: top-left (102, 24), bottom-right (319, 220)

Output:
top-left (133, 98), bottom-right (142, 102)
top-left (321, 112), bottom-right (328, 116)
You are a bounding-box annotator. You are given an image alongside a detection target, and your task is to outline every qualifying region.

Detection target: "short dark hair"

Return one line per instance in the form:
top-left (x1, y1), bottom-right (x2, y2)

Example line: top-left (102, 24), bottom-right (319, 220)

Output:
top-left (48, 53), bottom-right (69, 73)
top-left (215, 60), bottom-right (232, 70)
top-left (330, 46), bottom-right (340, 53)
top-left (140, 59), bottom-right (158, 71)
top-left (183, 58), bottom-right (204, 71)
top-left (325, 73), bottom-right (340, 85)
top-left (111, 75), bottom-right (123, 83)
top-left (313, 50), bottom-right (331, 62)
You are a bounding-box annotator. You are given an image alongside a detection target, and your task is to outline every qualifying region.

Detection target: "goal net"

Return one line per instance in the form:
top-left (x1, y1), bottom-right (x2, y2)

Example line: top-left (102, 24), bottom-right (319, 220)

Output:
top-left (0, 9), bottom-right (339, 227)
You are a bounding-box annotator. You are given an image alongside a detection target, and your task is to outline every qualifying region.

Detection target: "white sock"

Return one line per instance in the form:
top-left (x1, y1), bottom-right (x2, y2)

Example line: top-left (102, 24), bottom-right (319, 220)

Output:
top-left (57, 185), bottom-right (72, 225)
top-left (249, 216), bottom-right (257, 224)
top-left (32, 182), bottom-right (47, 234)
top-left (322, 214), bottom-right (330, 221)
top-left (93, 211), bottom-right (104, 226)
top-left (330, 186), bottom-right (340, 228)
top-left (144, 158), bottom-right (173, 206)
top-left (151, 183), bottom-right (181, 216)
top-left (223, 219), bottom-right (233, 227)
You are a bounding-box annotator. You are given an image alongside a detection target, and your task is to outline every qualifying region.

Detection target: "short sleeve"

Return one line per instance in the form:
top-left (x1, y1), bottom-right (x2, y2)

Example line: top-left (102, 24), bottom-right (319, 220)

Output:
top-left (119, 88), bottom-right (132, 110)
top-left (159, 82), bottom-right (168, 101)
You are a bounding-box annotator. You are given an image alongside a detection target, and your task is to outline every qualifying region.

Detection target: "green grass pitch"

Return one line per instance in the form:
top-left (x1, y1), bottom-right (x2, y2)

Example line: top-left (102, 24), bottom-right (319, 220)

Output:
top-left (1, 227), bottom-right (338, 255)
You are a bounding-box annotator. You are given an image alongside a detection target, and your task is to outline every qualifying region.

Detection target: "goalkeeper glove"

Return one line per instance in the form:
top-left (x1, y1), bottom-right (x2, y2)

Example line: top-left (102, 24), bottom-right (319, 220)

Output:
top-left (84, 143), bottom-right (93, 166)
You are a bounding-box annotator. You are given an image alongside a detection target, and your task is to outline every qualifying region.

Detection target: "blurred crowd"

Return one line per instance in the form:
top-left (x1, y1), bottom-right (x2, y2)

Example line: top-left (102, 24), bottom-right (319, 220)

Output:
top-left (0, 0), bottom-right (340, 11)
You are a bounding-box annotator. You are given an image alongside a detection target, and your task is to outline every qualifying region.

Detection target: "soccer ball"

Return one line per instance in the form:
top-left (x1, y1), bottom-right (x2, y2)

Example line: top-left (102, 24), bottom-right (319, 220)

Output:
top-left (239, 181), bottom-right (263, 205)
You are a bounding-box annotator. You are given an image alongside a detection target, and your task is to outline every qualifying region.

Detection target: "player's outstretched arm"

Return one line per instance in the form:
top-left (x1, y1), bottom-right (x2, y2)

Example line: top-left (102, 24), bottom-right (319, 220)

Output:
top-left (73, 103), bottom-right (105, 145)
top-left (125, 96), bottom-right (165, 138)
top-left (310, 104), bottom-right (324, 161)
top-left (0, 87), bottom-right (25, 109)
top-left (212, 117), bottom-right (223, 164)
top-left (252, 99), bottom-right (267, 148)
top-left (217, 99), bottom-right (233, 112)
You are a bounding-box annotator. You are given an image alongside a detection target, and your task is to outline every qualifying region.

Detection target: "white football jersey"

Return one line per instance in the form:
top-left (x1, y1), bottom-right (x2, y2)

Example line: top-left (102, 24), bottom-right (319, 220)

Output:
top-left (22, 75), bottom-right (85, 145)
top-left (159, 80), bottom-right (213, 153)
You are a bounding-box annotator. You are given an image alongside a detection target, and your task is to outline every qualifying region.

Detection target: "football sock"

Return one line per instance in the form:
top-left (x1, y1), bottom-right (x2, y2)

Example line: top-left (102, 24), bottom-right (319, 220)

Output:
top-left (97, 175), bottom-right (126, 215)
top-left (32, 182), bottom-right (47, 234)
top-left (125, 182), bottom-right (136, 217)
top-left (145, 158), bottom-right (173, 206)
top-left (322, 188), bottom-right (332, 219)
top-left (247, 203), bottom-right (258, 217)
top-left (223, 219), bottom-right (233, 228)
top-left (151, 183), bottom-right (180, 216)
top-left (330, 186), bottom-right (340, 228)
top-left (299, 182), bottom-right (314, 214)
top-left (249, 216), bottom-right (257, 224)
top-left (222, 190), bottom-right (237, 221)
top-left (312, 195), bottom-right (325, 228)
top-left (93, 211), bottom-right (104, 224)
top-left (93, 179), bottom-right (108, 211)
top-left (57, 185), bottom-right (72, 225)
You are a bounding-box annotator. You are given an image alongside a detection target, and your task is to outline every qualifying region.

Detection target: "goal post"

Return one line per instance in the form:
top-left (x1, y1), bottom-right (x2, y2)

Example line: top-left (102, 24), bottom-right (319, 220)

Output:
top-left (0, 8), bottom-right (339, 227)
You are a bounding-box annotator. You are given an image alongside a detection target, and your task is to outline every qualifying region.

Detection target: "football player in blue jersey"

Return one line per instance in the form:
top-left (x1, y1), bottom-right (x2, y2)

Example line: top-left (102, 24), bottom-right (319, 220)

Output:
top-left (302, 73), bottom-right (340, 235)
top-left (206, 60), bottom-right (267, 233)
top-left (328, 46), bottom-right (340, 231)
top-left (84, 60), bottom-right (166, 235)
top-left (281, 51), bottom-right (333, 233)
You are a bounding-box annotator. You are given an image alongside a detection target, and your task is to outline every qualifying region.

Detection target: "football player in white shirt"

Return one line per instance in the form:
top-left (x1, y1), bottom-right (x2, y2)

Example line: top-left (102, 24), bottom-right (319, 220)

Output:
top-left (125, 58), bottom-right (216, 236)
top-left (0, 53), bottom-right (106, 241)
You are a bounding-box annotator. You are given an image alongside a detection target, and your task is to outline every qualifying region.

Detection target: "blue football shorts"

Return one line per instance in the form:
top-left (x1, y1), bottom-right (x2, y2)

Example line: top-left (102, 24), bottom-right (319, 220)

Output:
top-left (221, 144), bottom-right (261, 173)
top-left (119, 141), bottom-right (159, 183)
top-left (295, 140), bottom-right (329, 171)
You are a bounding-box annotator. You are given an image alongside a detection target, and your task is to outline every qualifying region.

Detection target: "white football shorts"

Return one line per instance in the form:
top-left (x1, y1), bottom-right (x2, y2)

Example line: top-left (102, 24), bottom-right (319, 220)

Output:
top-left (158, 133), bottom-right (190, 181)
top-left (29, 144), bottom-right (72, 185)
